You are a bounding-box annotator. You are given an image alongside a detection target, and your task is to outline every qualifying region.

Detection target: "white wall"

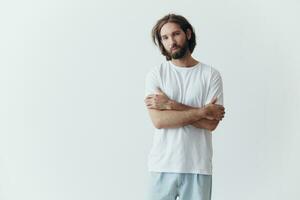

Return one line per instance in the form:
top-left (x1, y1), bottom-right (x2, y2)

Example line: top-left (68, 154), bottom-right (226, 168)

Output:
top-left (0, 0), bottom-right (299, 199)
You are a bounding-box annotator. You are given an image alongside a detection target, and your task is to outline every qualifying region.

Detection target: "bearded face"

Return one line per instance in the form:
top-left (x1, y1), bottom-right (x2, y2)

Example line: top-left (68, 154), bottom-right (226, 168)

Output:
top-left (167, 38), bottom-right (189, 59)
top-left (160, 22), bottom-right (191, 60)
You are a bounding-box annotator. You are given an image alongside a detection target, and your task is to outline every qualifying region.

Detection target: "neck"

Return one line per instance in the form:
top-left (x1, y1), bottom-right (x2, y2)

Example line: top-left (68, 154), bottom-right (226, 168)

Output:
top-left (170, 52), bottom-right (199, 67)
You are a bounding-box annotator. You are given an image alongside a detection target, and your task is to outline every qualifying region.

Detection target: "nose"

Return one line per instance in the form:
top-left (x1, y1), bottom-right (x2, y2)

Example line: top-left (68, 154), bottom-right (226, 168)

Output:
top-left (170, 36), bottom-right (176, 44)
top-left (169, 37), bottom-right (176, 48)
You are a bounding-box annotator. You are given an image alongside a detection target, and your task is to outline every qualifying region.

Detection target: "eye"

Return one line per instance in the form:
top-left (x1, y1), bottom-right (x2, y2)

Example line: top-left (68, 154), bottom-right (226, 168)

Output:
top-left (162, 36), bottom-right (168, 40)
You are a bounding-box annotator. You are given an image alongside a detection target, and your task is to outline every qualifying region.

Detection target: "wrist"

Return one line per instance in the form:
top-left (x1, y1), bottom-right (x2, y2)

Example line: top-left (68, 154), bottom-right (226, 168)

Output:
top-left (197, 107), bottom-right (207, 119)
top-left (167, 99), bottom-right (176, 110)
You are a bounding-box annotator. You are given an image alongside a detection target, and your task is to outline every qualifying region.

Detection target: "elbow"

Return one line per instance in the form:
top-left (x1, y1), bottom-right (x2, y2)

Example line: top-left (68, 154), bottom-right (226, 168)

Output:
top-left (152, 119), bottom-right (164, 129)
top-left (208, 127), bottom-right (216, 132)
top-left (155, 125), bottom-right (163, 129)
top-left (148, 109), bottom-right (167, 129)
top-left (154, 121), bottom-right (163, 129)
top-left (208, 121), bottom-right (220, 132)
top-left (208, 125), bottom-right (217, 132)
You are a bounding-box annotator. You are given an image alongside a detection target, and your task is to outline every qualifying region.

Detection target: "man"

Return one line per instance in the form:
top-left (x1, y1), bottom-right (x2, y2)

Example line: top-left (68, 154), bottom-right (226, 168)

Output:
top-left (144, 13), bottom-right (225, 200)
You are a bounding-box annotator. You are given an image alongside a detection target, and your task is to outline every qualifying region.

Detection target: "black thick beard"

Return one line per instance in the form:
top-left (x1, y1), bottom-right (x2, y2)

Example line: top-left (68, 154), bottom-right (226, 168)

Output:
top-left (170, 41), bottom-right (189, 59)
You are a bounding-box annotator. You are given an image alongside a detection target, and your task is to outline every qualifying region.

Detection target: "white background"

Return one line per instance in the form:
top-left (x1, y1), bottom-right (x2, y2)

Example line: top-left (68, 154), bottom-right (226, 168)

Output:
top-left (0, 0), bottom-right (299, 199)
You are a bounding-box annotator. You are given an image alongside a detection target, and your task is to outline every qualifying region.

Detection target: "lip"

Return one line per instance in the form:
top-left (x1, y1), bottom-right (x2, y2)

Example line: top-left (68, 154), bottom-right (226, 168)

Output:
top-left (171, 47), bottom-right (178, 51)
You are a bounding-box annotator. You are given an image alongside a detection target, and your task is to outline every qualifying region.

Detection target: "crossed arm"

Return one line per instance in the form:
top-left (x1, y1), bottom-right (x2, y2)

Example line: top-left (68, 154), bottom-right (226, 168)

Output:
top-left (165, 99), bottom-right (221, 131)
top-left (144, 89), bottom-right (224, 131)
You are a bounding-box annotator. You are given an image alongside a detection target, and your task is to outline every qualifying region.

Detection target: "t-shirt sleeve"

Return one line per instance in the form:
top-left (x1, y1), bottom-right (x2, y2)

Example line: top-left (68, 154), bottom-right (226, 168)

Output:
top-left (205, 68), bottom-right (224, 105)
top-left (144, 69), bottom-right (161, 98)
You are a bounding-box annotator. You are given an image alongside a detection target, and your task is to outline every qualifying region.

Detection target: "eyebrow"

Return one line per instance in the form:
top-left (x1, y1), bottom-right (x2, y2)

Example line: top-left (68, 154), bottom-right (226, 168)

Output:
top-left (160, 30), bottom-right (181, 38)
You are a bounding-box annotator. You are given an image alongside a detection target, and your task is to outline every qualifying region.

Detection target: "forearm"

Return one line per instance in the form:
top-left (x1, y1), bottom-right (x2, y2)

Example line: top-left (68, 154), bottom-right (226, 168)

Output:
top-left (169, 100), bottom-right (218, 130)
top-left (145, 93), bottom-right (224, 130)
top-left (148, 108), bottom-right (207, 129)
top-left (191, 118), bottom-right (219, 131)
top-left (168, 100), bottom-right (196, 111)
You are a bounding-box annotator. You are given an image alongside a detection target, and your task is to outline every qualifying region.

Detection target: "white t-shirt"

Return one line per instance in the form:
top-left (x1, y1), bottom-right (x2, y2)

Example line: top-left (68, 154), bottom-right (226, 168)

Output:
top-left (144, 60), bottom-right (224, 175)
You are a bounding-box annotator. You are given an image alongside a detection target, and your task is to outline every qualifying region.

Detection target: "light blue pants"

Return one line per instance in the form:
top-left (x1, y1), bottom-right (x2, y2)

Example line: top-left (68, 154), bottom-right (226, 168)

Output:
top-left (148, 172), bottom-right (212, 200)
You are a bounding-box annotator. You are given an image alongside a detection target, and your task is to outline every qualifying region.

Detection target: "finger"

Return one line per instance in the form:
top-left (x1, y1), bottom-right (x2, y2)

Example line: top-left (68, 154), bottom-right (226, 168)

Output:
top-left (146, 95), bottom-right (155, 99)
top-left (155, 88), bottom-right (163, 94)
top-left (219, 105), bottom-right (224, 109)
top-left (145, 98), bottom-right (151, 103)
top-left (147, 104), bottom-right (154, 109)
top-left (219, 114), bottom-right (224, 119)
top-left (214, 104), bottom-right (223, 109)
top-left (210, 97), bottom-right (217, 104)
top-left (145, 97), bottom-right (152, 101)
top-left (146, 98), bottom-right (154, 104)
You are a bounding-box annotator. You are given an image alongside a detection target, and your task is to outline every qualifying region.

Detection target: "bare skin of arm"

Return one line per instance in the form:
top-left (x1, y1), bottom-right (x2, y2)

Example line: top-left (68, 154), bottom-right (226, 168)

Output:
top-left (147, 107), bottom-right (208, 129)
top-left (144, 89), bottom-right (225, 131)
top-left (167, 99), bottom-right (221, 131)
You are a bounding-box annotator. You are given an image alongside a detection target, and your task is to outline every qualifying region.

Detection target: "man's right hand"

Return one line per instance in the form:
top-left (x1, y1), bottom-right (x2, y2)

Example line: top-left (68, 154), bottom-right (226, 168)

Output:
top-left (203, 97), bottom-right (225, 121)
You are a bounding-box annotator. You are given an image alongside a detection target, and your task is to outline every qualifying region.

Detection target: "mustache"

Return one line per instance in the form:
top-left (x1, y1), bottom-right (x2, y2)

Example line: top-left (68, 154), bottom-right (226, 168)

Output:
top-left (171, 44), bottom-right (179, 49)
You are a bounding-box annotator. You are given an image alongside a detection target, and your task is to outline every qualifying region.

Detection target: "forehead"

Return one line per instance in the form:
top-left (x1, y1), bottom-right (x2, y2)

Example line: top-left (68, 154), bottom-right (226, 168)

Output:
top-left (160, 22), bottom-right (182, 37)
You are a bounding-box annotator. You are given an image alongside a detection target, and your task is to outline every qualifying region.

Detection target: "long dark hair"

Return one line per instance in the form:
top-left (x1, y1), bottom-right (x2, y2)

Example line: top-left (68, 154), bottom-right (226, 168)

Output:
top-left (151, 14), bottom-right (196, 60)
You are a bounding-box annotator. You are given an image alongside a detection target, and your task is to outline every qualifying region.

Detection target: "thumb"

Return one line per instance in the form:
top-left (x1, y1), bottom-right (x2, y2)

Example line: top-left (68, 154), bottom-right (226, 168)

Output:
top-left (155, 88), bottom-right (164, 94)
top-left (210, 97), bottom-right (218, 104)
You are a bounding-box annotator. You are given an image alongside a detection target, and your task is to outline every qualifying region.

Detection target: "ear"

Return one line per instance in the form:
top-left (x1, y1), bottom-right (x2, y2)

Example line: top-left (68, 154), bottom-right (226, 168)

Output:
top-left (186, 29), bottom-right (192, 40)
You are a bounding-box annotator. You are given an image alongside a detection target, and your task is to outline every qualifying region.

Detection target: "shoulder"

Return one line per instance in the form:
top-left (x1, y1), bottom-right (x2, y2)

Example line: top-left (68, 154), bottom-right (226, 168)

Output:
top-left (146, 62), bottom-right (167, 78)
top-left (200, 62), bottom-right (222, 78)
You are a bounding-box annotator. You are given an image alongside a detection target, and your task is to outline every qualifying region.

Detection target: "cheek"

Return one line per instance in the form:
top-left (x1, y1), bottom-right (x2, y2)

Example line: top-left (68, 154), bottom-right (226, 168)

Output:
top-left (177, 36), bottom-right (186, 45)
top-left (161, 40), bottom-right (169, 48)
top-left (178, 39), bottom-right (185, 46)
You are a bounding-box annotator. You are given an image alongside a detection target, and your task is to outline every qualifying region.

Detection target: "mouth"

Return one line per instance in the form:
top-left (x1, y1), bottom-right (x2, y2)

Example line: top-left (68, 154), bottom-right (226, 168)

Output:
top-left (171, 47), bottom-right (179, 51)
